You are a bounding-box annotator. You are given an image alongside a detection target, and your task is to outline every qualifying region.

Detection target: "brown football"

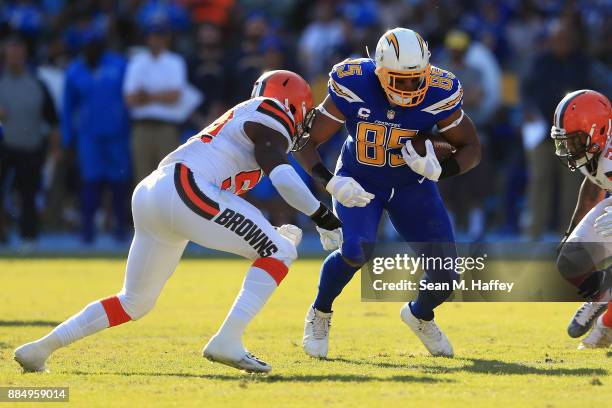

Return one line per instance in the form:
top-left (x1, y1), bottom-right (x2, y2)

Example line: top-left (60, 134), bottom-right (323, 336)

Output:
top-left (409, 133), bottom-right (456, 161)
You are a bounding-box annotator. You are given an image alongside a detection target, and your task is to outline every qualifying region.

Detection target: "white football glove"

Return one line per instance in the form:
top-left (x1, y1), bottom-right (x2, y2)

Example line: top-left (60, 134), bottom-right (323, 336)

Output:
top-left (316, 226), bottom-right (343, 251)
top-left (401, 139), bottom-right (442, 182)
top-left (326, 175), bottom-right (374, 207)
top-left (275, 224), bottom-right (303, 247)
top-left (594, 206), bottom-right (612, 237)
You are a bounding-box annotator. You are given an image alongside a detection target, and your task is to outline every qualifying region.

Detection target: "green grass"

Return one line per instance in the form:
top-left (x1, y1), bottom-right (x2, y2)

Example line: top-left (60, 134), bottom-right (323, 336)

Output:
top-left (1, 259), bottom-right (611, 407)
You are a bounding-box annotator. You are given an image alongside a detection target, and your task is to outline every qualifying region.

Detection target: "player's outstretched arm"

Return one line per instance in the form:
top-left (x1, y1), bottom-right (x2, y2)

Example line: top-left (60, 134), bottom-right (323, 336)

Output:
top-left (293, 96), bottom-right (374, 207)
top-left (435, 109), bottom-right (481, 179)
top-left (245, 121), bottom-right (342, 248)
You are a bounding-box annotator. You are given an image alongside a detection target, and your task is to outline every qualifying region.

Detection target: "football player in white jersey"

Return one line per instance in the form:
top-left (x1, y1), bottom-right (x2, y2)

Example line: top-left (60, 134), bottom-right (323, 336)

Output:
top-left (14, 70), bottom-right (351, 373)
top-left (553, 90), bottom-right (612, 349)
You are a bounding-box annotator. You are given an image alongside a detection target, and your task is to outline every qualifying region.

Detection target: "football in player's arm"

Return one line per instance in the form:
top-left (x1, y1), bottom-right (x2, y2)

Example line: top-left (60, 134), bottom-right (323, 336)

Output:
top-left (295, 92), bottom-right (480, 193)
top-left (295, 28), bottom-right (482, 360)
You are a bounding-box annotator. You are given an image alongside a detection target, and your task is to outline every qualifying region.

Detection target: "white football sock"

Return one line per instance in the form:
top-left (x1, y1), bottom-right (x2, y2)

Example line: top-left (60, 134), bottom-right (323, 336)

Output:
top-left (35, 301), bottom-right (110, 356)
top-left (215, 266), bottom-right (278, 343)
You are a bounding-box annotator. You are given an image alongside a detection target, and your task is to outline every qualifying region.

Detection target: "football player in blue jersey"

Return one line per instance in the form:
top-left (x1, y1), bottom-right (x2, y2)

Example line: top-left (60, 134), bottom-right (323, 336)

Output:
top-left (294, 28), bottom-right (481, 357)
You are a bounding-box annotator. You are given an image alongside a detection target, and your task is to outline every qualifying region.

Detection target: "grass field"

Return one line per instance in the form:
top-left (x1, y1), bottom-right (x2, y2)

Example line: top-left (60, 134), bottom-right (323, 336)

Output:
top-left (1, 258), bottom-right (611, 407)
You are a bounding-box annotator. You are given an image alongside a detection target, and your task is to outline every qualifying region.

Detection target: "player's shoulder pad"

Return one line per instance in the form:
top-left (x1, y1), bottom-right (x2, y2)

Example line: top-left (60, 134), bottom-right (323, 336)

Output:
top-left (328, 58), bottom-right (374, 104)
top-left (253, 96), bottom-right (296, 138)
top-left (420, 65), bottom-right (463, 115)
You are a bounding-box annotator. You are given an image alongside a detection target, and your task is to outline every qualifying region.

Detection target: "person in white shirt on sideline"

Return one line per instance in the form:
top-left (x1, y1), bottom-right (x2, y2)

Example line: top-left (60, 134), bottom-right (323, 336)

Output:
top-left (124, 20), bottom-right (187, 183)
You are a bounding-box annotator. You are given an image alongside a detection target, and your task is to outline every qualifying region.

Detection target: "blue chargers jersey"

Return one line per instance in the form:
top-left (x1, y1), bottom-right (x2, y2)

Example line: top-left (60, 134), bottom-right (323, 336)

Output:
top-left (328, 58), bottom-right (463, 188)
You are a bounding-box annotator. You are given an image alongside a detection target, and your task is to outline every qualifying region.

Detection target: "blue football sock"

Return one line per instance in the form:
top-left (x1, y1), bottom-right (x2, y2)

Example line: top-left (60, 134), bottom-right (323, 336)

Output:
top-left (411, 266), bottom-right (457, 321)
top-left (409, 300), bottom-right (435, 321)
top-left (313, 250), bottom-right (359, 313)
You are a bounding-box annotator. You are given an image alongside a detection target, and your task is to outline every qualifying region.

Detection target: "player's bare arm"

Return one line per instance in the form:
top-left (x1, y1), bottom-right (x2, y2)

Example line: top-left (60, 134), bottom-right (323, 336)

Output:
top-left (245, 121), bottom-right (292, 173)
top-left (565, 177), bottom-right (604, 238)
top-left (245, 121), bottom-right (342, 236)
top-left (293, 95), bottom-right (345, 182)
top-left (293, 96), bottom-right (375, 208)
top-left (436, 109), bottom-right (481, 177)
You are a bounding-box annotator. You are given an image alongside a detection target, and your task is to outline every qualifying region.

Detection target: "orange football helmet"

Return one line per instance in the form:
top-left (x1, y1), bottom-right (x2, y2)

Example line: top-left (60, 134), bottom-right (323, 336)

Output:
top-left (251, 70), bottom-right (314, 151)
top-left (551, 89), bottom-right (611, 170)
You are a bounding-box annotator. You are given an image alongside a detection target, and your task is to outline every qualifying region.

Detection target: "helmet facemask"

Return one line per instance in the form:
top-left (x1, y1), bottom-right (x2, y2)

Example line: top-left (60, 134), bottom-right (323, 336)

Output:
top-left (551, 125), bottom-right (599, 171)
top-left (291, 106), bottom-right (315, 152)
top-left (376, 65), bottom-right (431, 107)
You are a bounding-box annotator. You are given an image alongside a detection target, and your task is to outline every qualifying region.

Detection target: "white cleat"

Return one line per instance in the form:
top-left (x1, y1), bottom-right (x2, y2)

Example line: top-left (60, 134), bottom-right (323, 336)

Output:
top-left (302, 306), bottom-right (332, 358)
top-left (14, 342), bottom-right (49, 373)
top-left (400, 303), bottom-right (453, 357)
top-left (202, 336), bottom-right (271, 373)
top-left (578, 316), bottom-right (612, 349)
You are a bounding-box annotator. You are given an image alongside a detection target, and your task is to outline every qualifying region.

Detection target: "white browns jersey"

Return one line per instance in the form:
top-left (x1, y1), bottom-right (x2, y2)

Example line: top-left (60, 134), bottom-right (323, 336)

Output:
top-left (580, 137), bottom-right (612, 192)
top-left (159, 97), bottom-right (295, 195)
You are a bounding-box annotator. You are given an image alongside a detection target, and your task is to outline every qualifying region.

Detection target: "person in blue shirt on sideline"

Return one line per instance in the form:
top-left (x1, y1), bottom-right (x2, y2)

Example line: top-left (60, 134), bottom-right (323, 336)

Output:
top-left (295, 28), bottom-right (481, 358)
top-left (62, 28), bottom-right (130, 243)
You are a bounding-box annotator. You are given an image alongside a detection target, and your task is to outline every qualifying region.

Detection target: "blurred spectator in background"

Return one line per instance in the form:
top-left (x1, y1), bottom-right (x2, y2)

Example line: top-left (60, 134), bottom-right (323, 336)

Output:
top-left (37, 33), bottom-right (67, 111)
top-left (1, 0), bottom-right (43, 39)
top-left (137, 0), bottom-right (190, 33)
top-left (438, 30), bottom-right (485, 127)
top-left (188, 23), bottom-right (228, 129)
top-left (38, 32), bottom-right (72, 231)
top-left (228, 12), bottom-right (268, 103)
top-left (298, 0), bottom-right (345, 80)
top-left (470, 2), bottom-right (511, 66)
top-left (485, 106), bottom-right (526, 235)
top-left (458, 29), bottom-right (501, 126)
top-left (179, 0), bottom-right (235, 28)
top-left (0, 34), bottom-right (58, 246)
top-left (259, 34), bottom-right (289, 72)
top-left (506, 0), bottom-right (545, 72)
top-left (124, 20), bottom-right (186, 183)
top-left (62, 27), bottom-right (130, 243)
top-left (520, 18), bottom-right (592, 239)
top-left (0, 0), bottom-right (608, 249)
top-left (438, 29), bottom-right (488, 239)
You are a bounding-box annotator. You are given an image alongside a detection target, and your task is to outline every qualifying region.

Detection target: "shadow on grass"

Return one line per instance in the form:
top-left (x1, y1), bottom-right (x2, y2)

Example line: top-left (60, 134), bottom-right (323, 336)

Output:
top-left (313, 356), bottom-right (607, 377)
top-left (68, 370), bottom-right (453, 384)
top-left (325, 357), bottom-right (410, 369)
top-left (0, 320), bottom-right (60, 327)
top-left (414, 358), bottom-right (608, 377)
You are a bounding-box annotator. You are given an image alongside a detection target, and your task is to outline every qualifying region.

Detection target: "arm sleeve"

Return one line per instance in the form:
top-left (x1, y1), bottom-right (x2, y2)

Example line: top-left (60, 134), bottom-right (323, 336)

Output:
top-left (269, 164), bottom-right (320, 216)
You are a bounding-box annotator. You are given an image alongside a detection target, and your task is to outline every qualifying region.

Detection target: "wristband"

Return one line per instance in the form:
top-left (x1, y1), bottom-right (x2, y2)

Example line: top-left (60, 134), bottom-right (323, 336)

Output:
top-left (312, 163), bottom-right (334, 186)
top-left (310, 203), bottom-right (342, 230)
top-left (439, 157), bottom-right (461, 179)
